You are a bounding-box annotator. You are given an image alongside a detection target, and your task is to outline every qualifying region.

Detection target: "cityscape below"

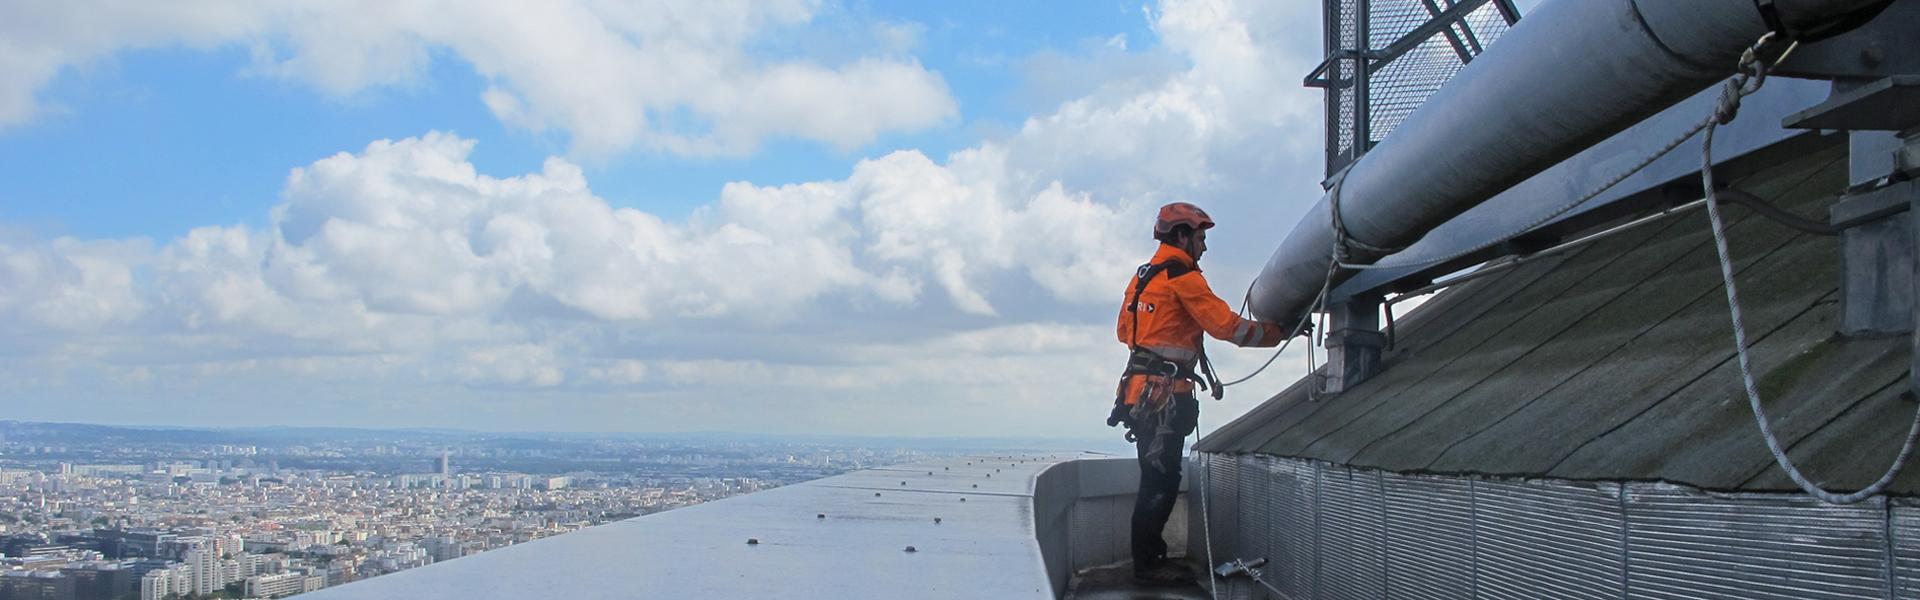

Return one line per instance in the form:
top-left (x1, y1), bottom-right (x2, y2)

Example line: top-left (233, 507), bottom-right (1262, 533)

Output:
top-left (0, 421), bottom-right (1094, 600)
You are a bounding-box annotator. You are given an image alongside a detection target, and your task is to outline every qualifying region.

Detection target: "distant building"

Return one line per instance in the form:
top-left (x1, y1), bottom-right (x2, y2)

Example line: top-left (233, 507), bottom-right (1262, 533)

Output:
top-left (0, 571), bottom-right (74, 600)
top-left (94, 529), bottom-right (173, 559)
top-left (138, 569), bottom-right (170, 600)
top-left (245, 572), bottom-right (325, 598)
top-left (60, 562), bottom-right (136, 600)
top-left (184, 548), bottom-right (221, 595)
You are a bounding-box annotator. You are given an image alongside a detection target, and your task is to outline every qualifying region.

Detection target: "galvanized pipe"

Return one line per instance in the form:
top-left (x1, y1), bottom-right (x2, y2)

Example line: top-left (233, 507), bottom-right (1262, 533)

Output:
top-left (1249, 0), bottom-right (1886, 324)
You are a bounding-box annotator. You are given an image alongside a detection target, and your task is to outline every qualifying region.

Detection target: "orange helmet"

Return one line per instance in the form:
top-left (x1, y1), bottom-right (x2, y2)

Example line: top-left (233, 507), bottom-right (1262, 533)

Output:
top-left (1154, 202), bottom-right (1215, 236)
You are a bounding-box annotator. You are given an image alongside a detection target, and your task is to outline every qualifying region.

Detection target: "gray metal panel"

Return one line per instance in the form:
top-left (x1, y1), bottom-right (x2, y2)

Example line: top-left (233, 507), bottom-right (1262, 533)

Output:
top-left (1317, 465), bottom-right (1388, 599)
top-left (1240, 455), bottom-right (1276, 599)
top-left (1190, 454), bottom-right (1211, 569)
top-left (1072, 495), bottom-right (1131, 570)
top-left (1271, 458), bottom-right (1321, 600)
top-left (1895, 500), bottom-right (1920, 600)
top-left (1624, 486), bottom-right (1887, 600)
top-left (1210, 452), bottom-right (1243, 566)
top-left (1381, 472), bottom-right (1474, 600)
top-left (1472, 479), bottom-right (1623, 600)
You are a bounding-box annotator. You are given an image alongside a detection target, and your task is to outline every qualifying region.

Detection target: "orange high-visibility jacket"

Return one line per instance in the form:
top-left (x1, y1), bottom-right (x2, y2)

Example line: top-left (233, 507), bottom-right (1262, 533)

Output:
top-left (1116, 243), bottom-right (1286, 404)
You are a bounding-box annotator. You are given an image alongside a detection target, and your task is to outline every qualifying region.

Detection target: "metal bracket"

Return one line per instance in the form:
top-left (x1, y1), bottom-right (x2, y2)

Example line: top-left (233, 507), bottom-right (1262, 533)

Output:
top-left (1783, 76), bottom-right (1920, 131)
top-left (1773, 0), bottom-right (1920, 81)
top-left (1321, 297), bottom-right (1386, 395)
top-left (1834, 180), bottom-right (1916, 336)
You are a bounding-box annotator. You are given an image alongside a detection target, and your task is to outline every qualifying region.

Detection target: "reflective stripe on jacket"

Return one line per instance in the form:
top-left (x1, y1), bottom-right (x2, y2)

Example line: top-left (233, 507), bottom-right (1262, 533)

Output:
top-left (1116, 243), bottom-right (1286, 405)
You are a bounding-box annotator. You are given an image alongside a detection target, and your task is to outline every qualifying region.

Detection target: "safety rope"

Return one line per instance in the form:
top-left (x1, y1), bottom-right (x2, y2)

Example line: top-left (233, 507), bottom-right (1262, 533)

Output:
top-left (1701, 33), bottom-right (1920, 505)
top-left (1219, 256), bottom-right (1337, 389)
top-left (1328, 173), bottom-right (1407, 266)
top-left (1195, 410), bottom-right (1218, 598)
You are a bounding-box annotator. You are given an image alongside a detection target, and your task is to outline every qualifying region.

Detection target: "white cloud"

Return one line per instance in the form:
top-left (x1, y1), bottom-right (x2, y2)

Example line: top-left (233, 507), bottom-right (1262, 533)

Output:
top-left (0, 0), bottom-right (955, 157)
top-left (0, 0), bottom-right (1332, 436)
top-left (0, 232), bottom-right (147, 332)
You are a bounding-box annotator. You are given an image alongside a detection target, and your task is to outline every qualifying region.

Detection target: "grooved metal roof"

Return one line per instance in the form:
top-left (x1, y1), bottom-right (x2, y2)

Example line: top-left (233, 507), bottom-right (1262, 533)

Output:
top-left (1198, 143), bottom-right (1920, 495)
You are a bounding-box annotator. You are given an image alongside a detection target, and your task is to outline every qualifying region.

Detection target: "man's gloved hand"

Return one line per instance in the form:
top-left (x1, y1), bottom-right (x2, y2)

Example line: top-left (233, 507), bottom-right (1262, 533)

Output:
top-left (1106, 403), bottom-right (1131, 428)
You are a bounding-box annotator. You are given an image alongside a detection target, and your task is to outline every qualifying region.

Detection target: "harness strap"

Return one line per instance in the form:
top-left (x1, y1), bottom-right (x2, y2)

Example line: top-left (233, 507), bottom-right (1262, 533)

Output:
top-left (1126, 260), bottom-right (1192, 352)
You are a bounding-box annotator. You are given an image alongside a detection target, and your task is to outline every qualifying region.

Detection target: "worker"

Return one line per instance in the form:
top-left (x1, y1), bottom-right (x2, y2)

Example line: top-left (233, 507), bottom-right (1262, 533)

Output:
top-left (1111, 201), bottom-right (1299, 584)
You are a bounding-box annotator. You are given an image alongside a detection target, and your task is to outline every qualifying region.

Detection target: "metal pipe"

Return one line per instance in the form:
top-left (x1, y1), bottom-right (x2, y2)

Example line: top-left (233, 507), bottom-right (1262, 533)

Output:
top-left (1248, 0), bottom-right (1885, 325)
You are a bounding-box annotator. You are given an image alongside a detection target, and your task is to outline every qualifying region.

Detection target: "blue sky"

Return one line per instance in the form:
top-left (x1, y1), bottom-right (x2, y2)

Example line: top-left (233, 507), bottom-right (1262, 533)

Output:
top-left (0, 0), bottom-right (1350, 437)
top-left (0, 1), bottom-right (1156, 240)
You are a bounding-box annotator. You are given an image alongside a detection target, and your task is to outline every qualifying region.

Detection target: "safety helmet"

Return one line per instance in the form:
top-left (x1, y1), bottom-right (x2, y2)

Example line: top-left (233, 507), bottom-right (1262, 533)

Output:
top-left (1154, 202), bottom-right (1215, 236)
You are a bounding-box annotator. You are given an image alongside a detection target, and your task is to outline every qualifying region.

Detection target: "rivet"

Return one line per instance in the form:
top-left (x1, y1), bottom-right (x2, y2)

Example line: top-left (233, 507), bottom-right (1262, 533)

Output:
top-left (817, 514), bottom-right (826, 519)
top-left (747, 538), bottom-right (760, 545)
top-left (934, 517), bottom-right (942, 524)
top-left (904, 546), bottom-right (918, 553)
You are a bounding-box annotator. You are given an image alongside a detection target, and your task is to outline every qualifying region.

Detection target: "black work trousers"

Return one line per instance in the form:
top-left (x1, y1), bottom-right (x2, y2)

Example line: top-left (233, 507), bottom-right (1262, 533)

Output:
top-left (1131, 393), bottom-right (1197, 570)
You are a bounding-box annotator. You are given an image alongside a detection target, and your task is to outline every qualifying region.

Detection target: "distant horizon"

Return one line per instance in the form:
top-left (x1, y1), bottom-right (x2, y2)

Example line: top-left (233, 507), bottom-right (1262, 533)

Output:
top-left (0, 419), bottom-right (1129, 451)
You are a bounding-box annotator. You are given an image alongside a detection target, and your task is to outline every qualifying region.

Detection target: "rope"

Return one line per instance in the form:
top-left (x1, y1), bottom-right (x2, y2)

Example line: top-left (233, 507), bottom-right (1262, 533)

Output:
top-left (1195, 411), bottom-right (1218, 598)
top-left (1701, 33), bottom-right (1920, 505)
top-left (1329, 172), bottom-right (1407, 266)
top-left (1219, 255), bottom-right (1338, 389)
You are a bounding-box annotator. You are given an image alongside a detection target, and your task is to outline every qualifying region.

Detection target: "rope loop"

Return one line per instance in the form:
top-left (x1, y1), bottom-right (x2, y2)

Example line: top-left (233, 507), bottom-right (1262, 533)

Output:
top-left (1702, 32), bottom-right (1919, 505)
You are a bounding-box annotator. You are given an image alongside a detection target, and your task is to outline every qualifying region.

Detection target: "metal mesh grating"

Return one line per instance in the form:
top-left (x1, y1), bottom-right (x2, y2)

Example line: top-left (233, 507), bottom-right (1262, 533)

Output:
top-left (1321, 0), bottom-right (1515, 175)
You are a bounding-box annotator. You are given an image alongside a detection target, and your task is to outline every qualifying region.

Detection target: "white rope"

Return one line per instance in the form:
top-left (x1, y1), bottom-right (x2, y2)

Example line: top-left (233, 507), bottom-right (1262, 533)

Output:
top-left (1700, 34), bottom-right (1920, 505)
top-left (1194, 412), bottom-right (1218, 598)
top-left (1220, 256), bottom-right (1338, 389)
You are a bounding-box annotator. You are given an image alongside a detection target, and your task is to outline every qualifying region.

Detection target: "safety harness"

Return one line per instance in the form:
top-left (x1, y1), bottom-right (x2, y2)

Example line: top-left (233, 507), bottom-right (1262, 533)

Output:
top-left (1108, 259), bottom-right (1224, 437)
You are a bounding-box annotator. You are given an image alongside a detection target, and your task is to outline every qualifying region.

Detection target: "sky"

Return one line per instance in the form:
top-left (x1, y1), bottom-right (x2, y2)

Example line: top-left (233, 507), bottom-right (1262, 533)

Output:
top-left (0, 0), bottom-right (1355, 439)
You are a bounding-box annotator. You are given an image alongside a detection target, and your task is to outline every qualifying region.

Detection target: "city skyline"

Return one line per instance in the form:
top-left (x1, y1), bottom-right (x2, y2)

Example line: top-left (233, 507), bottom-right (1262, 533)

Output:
top-left (0, 418), bottom-right (1018, 599)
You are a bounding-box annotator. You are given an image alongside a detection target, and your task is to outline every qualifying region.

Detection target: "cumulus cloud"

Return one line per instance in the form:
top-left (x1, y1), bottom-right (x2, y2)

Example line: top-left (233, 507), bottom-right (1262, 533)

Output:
top-left (0, 0), bottom-right (1333, 436)
top-left (0, 0), bottom-right (955, 156)
top-left (1, 130), bottom-right (1135, 354)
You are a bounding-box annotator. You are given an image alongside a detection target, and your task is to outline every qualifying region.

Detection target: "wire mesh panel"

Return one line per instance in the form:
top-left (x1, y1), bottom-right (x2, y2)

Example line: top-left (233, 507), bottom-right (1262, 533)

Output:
top-left (1316, 0), bottom-right (1517, 175)
top-left (1317, 465), bottom-right (1389, 598)
top-left (1624, 486), bottom-right (1888, 600)
top-left (1381, 472), bottom-right (1475, 600)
